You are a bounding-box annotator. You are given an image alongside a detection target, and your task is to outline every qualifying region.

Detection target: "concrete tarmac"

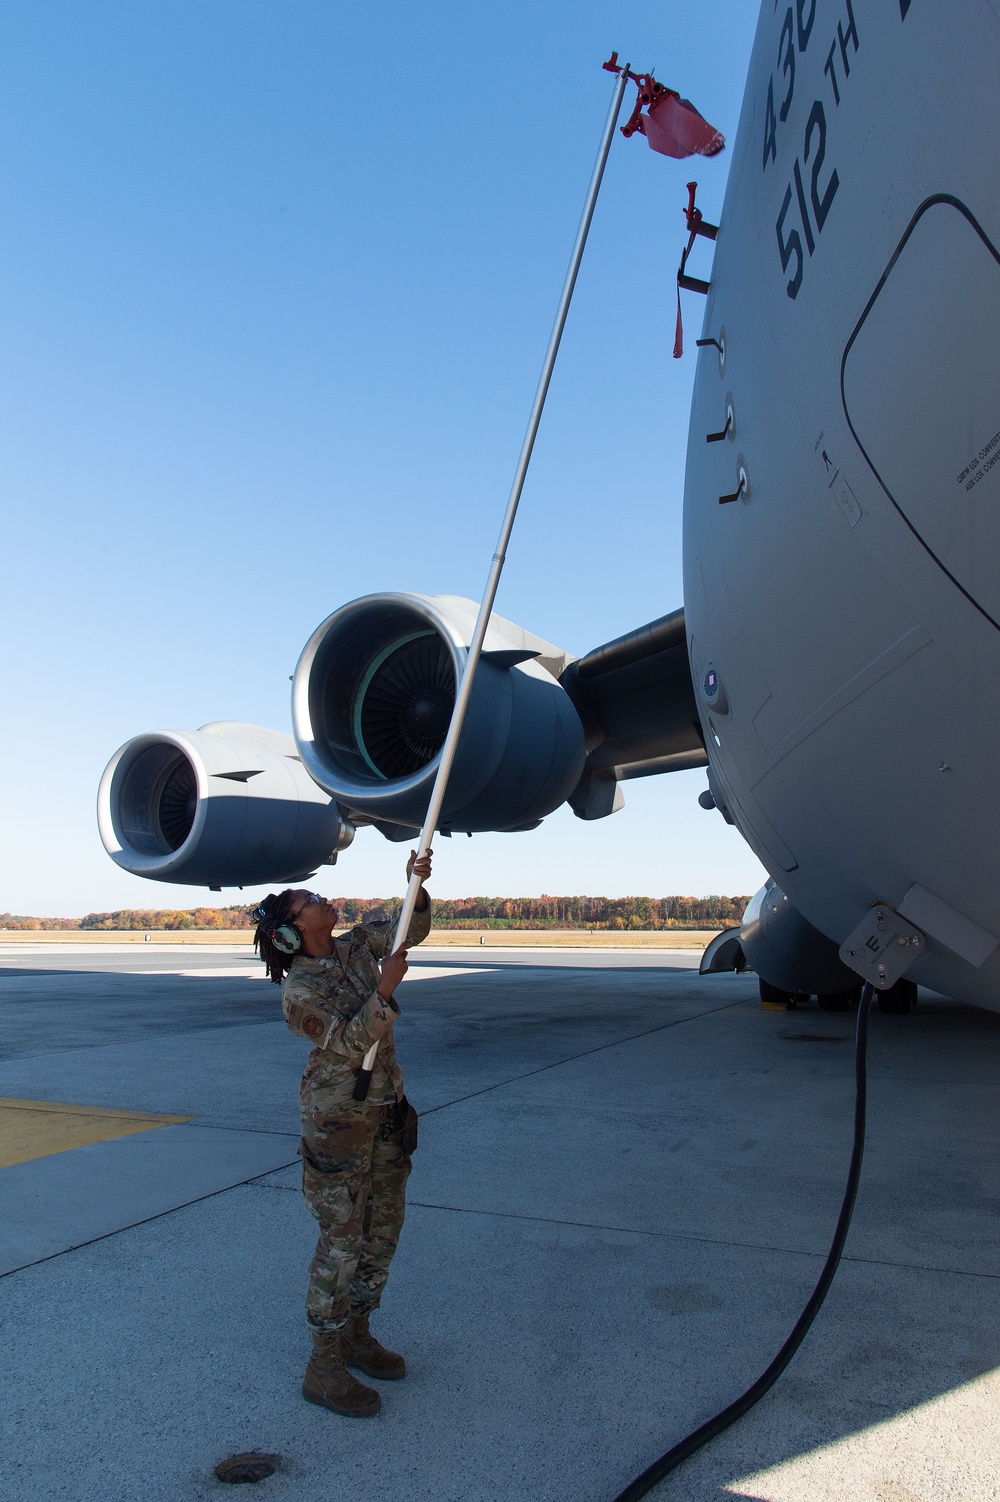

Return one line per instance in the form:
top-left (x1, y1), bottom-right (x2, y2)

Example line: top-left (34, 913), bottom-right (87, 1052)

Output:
top-left (0, 944), bottom-right (998, 1501)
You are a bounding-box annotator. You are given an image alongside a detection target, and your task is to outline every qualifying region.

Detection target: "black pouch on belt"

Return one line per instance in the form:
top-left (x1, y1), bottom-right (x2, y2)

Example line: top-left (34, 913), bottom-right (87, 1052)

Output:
top-left (378, 1097), bottom-right (418, 1154)
top-left (400, 1097), bottom-right (419, 1155)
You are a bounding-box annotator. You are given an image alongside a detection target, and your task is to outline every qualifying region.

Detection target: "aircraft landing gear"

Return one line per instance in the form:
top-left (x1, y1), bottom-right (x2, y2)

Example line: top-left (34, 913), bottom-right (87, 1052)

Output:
top-left (758, 978), bottom-right (810, 1009)
top-left (817, 986), bottom-right (862, 1011)
top-left (875, 978), bottom-right (918, 1014)
top-left (758, 978), bottom-right (917, 1012)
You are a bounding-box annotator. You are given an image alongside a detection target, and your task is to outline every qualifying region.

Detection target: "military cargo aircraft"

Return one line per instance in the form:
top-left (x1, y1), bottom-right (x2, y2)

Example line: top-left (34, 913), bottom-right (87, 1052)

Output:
top-left (98, 0), bottom-right (1000, 1017)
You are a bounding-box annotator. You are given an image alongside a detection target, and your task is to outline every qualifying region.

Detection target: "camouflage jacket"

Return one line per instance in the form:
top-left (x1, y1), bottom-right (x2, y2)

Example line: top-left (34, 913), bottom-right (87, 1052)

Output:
top-left (281, 903), bottom-right (431, 1110)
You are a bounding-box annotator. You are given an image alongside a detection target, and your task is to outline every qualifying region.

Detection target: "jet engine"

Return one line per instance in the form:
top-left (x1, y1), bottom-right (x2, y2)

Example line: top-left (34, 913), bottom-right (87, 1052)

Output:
top-left (291, 593), bottom-right (586, 836)
top-left (98, 721), bottom-right (353, 888)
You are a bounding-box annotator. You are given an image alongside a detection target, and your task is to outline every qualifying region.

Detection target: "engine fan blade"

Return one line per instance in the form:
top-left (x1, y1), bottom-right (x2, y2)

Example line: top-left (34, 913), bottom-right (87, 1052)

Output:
top-left (156, 757), bottom-right (198, 850)
top-left (357, 634), bottom-right (456, 778)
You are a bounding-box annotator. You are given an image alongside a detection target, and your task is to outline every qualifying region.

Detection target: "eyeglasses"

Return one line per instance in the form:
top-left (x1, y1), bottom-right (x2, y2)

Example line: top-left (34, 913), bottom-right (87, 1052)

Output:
top-left (289, 892), bottom-right (323, 922)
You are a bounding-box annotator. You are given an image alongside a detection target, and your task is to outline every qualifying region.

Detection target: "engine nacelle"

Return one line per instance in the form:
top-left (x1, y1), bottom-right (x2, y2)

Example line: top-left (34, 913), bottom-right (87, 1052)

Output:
top-left (98, 721), bottom-right (353, 888)
top-left (292, 593), bottom-right (586, 835)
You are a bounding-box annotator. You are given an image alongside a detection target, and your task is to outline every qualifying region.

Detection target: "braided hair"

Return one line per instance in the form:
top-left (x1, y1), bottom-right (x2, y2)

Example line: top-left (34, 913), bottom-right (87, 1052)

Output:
top-left (253, 890), bottom-right (302, 984)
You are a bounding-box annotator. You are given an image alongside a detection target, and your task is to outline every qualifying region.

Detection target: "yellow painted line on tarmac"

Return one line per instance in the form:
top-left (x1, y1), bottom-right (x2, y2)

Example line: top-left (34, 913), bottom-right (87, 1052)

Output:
top-left (0, 1098), bottom-right (192, 1169)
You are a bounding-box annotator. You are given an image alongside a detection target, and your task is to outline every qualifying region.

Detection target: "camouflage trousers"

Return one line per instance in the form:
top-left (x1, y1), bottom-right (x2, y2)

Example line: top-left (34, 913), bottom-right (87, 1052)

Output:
top-left (300, 1099), bottom-right (415, 1332)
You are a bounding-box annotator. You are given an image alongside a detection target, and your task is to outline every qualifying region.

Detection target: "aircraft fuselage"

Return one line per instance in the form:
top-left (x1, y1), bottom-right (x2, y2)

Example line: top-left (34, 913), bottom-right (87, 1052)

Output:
top-left (684, 0), bottom-right (1000, 1007)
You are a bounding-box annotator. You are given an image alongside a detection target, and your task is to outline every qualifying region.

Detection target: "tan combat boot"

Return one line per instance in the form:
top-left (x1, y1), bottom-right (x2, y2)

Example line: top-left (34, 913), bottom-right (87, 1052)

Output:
top-left (302, 1328), bottom-right (381, 1416)
top-left (341, 1310), bottom-right (406, 1380)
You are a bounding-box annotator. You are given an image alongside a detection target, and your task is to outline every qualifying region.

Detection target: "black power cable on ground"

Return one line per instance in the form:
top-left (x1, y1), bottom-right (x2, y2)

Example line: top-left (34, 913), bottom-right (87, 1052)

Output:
top-left (611, 980), bottom-right (875, 1502)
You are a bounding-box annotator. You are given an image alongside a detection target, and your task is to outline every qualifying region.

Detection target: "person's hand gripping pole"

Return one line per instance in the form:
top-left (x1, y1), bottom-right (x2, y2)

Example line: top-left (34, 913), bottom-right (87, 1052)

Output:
top-left (351, 61), bottom-right (630, 1104)
top-left (352, 848), bottom-right (431, 1101)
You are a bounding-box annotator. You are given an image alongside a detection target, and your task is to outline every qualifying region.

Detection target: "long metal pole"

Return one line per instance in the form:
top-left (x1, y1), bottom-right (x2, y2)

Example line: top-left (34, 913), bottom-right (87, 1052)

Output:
top-left (353, 65), bottom-right (630, 1102)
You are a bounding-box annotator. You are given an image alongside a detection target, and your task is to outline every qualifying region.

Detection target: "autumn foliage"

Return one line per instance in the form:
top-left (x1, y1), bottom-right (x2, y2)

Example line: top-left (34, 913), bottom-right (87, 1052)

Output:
top-left (1, 895), bottom-right (750, 932)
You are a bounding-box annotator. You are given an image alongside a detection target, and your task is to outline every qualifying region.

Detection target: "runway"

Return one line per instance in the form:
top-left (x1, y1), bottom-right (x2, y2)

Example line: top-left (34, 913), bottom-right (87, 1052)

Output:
top-left (1, 943), bottom-right (998, 1501)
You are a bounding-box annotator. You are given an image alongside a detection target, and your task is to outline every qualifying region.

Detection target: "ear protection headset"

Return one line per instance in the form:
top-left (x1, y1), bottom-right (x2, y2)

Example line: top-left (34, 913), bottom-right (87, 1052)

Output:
top-left (252, 898), bottom-right (304, 956)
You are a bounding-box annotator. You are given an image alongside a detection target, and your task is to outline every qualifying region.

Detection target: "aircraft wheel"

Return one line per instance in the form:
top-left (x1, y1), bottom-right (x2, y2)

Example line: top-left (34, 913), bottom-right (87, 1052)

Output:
top-left (818, 987), bottom-right (859, 1011)
top-left (759, 978), bottom-right (798, 1008)
top-left (877, 979), bottom-right (918, 1014)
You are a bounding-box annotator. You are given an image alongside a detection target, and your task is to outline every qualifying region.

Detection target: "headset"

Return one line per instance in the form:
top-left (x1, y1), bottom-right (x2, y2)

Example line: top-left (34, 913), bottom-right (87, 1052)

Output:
top-left (252, 897), bottom-right (304, 956)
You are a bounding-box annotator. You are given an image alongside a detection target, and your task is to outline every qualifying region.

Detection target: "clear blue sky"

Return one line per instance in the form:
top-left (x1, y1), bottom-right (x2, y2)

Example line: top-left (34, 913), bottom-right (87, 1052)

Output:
top-left (1, 0), bottom-right (766, 916)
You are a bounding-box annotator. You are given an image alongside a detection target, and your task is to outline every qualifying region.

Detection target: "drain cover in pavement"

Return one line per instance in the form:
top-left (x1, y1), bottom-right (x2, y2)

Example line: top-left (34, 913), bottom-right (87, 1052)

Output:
top-left (214, 1453), bottom-right (280, 1483)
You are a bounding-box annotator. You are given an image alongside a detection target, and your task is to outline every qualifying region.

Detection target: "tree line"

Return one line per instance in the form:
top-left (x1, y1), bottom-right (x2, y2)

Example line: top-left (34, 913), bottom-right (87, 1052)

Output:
top-left (338, 895), bottom-right (749, 929)
top-left (1, 895), bottom-right (750, 932)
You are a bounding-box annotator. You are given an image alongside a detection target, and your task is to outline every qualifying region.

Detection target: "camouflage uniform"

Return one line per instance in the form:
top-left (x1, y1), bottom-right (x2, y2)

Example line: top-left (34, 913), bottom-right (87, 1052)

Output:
top-left (281, 905), bottom-right (431, 1331)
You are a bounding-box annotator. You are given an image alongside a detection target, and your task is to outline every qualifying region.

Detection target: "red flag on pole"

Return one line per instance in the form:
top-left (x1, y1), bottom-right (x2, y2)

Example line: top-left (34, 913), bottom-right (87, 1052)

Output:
top-left (602, 54), bottom-right (725, 160)
top-left (640, 92), bottom-right (725, 159)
